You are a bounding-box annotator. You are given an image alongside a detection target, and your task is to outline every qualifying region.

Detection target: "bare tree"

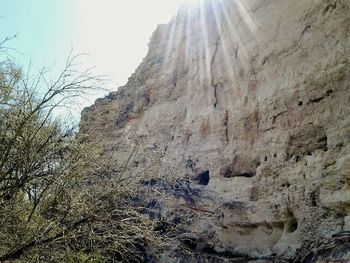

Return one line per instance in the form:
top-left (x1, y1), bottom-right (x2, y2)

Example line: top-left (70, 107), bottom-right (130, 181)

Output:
top-left (0, 45), bottom-right (197, 262)
top-left (0, 52), bottom-right (105, 262)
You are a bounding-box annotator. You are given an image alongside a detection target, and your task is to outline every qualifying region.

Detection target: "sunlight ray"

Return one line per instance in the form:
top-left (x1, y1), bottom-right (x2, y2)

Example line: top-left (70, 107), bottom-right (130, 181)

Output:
top-left (235, 0), bottom-right (258, 35)
top-left (208, 0), bottom-right (238, 88)
top-left (185, 7), bottom-right (193, 66)
top-left (221, 0), bottom-right (249, 65)
top-left (164, 15), bottom-right (179, 64)
top-left (183, 0), bottom-right (207, 9)
top-left (199, 3), bottom-right (212, 87)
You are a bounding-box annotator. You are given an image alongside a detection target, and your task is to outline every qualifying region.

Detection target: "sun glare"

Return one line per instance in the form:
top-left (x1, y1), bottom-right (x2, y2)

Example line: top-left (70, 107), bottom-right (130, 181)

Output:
top-left (183, 0), bottom-right (206, 7)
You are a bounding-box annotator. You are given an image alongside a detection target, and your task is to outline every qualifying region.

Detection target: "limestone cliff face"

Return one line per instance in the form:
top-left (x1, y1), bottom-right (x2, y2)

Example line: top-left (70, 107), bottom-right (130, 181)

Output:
top-left (81, 0), bottom-right (350, 261)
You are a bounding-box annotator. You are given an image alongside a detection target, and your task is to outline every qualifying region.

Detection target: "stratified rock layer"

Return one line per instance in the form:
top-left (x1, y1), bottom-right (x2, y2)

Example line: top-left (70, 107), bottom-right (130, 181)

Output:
top-left (81, 0), bottom-right (350, 261)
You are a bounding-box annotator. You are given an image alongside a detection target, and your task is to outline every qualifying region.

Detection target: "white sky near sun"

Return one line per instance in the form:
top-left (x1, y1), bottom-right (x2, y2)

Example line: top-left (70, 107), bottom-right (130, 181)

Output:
top-left (71, 0), bottom-right (186, 88)
top-left (0, 0), bottom-right (195, 118)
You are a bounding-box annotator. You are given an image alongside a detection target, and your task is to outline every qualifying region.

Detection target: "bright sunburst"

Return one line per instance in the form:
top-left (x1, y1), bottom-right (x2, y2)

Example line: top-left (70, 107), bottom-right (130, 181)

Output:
top-left (157, 0), bottom-right (257, 110)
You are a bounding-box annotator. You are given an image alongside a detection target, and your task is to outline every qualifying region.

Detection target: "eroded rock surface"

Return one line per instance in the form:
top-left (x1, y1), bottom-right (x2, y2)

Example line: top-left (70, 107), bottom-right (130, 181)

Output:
top-left (81, 0), bottom-right (350, 261)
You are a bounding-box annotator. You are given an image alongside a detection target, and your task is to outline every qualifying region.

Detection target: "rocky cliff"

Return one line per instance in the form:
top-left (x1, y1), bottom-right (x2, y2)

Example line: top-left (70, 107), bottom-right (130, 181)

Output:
top-left (81, 0), bottom-right (350, 261)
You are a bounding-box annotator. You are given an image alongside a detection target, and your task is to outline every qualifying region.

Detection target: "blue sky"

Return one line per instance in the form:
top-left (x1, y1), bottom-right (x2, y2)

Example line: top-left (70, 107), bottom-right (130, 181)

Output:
top-left (0, 0), bottom-right (184, 118)
top-left (1, 0), bottom-right (73, 71)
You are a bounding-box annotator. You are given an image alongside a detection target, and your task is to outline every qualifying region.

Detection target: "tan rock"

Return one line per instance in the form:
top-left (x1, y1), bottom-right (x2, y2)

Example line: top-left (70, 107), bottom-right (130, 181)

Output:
top-left (81, 0), bottom-right (350, 260)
